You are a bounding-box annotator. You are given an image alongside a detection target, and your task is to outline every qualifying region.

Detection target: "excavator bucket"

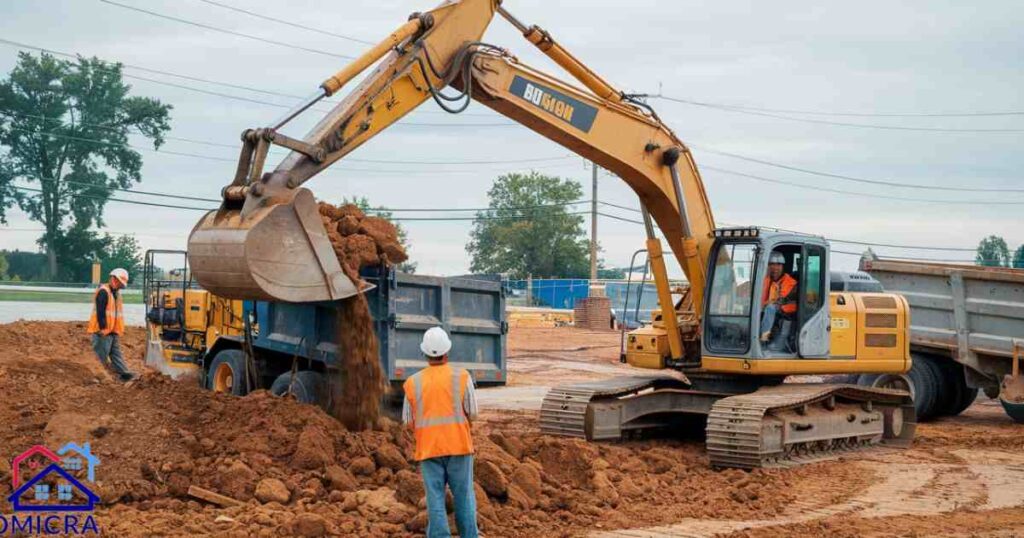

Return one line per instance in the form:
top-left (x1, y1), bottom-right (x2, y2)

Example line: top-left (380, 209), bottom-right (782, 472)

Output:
top-left (187, 188), bottom-right (361, 303)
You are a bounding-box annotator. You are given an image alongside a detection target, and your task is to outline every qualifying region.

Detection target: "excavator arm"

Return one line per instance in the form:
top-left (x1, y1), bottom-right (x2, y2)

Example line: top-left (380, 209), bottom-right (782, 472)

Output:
top-left (188, 0), bottom-right (716, 360)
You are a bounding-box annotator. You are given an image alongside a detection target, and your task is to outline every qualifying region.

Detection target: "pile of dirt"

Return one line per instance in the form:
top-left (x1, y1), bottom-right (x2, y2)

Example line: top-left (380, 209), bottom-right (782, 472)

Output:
top-left (0, 321), bottom-right (874, 536)
top-left (318, 201), bottom-right (408, 274)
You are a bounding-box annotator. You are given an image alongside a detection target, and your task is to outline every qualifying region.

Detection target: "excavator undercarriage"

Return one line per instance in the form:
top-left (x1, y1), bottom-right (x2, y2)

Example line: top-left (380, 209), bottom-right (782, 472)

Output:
top-left (540, 374), bottom-right (915, 469)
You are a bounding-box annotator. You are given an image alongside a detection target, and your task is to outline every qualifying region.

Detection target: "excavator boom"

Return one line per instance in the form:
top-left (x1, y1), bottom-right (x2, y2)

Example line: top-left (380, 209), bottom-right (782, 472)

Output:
top-left (188, 0), bottom-right (714, 343)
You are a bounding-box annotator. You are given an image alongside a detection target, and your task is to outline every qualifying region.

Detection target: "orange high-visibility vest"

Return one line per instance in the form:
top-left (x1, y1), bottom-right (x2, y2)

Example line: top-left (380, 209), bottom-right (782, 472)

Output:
top-left (87, 284), bottom-right (125, 336)
top-left (762, 274), bottom-right (798, 315)
top-left (403, 363), bottom-right (473, 461)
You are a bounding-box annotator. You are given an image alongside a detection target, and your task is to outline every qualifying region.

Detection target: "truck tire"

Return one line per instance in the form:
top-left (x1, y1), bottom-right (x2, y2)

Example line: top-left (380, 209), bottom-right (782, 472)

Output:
top-left (271, 370), bottom-right (328, 410)
top-left (951, 386), bottom-right (979, 416)
top-left (207, 349), bottom-right (248, 396)
top-left (931, 358), bottom-right (967, 417)
top-left (911, 355), bottom-right (943, 421)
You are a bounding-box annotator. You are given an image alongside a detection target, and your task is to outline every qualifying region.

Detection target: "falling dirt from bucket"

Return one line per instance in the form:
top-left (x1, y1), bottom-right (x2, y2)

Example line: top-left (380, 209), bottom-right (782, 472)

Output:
top-left (318, 201), bottom-right (406, 431)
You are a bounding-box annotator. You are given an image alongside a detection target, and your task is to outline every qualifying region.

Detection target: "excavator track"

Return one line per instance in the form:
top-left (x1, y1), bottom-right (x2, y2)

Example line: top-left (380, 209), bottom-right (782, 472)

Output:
top-left (539, 376), bottom-right (690, 438)
top-left (706, 384), bottom-right (916, 469)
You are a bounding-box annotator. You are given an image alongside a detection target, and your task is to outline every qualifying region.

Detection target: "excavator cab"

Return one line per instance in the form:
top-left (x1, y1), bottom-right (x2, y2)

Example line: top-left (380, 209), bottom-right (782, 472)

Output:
top-left (702, 228), bottom-right (831, 362)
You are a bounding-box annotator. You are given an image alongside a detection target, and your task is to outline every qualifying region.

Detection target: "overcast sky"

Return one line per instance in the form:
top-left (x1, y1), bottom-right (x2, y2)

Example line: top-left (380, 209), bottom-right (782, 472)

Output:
top-left (1, 0), bottom-right (1022, 277)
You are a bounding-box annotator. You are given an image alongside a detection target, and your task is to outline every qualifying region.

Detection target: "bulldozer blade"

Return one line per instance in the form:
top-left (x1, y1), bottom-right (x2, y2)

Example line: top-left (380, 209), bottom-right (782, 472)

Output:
top-left (187, 188), bottom-right (363, 302)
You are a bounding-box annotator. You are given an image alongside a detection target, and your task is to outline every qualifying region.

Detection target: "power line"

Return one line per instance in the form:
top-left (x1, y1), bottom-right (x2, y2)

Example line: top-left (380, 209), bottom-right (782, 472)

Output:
top-left (596, 203), bottom-right (980, 252)
top-left (1, 110), bottom-right (568, 165)
top-left (595, 212), bottom-right (977, 263)
top-left (4, 126), bottom-right (1004, 249)
top-left (196, 0), bottom-right (374, 45)
top-left (25, 176), bottom-right (222, 203)
top-left (3, 125), bottom-right (579, 174)
top-left (12, 185), bottom-right (214, 211)
top-left (0, 39), bottom-right (508, 126)
top-left (694, 145), bottom-right (1024, 194)
top-left (655, 95), bottom-right (1024, 118)
top-left (658, 96), bottom-right (1024, 133)
top-left (97, 0), bottom-right (356, 60)
top-left (0, 37), bottom-right (300, 100)
top-left (8, 185), bottom-right (594, 222)
top-left (0, 227), bottom-right (184, 239)
top-left (831, 249), bottom-right (976, 263)
top-left (0, 37), bottom-right (495, 117)
top-left (701, 165), bottom-right (1024, 206)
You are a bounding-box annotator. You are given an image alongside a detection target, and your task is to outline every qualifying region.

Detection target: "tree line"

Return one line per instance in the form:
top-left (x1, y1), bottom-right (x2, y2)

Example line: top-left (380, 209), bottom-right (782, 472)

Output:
top-left (975, 236), bottom-right (1024, 268)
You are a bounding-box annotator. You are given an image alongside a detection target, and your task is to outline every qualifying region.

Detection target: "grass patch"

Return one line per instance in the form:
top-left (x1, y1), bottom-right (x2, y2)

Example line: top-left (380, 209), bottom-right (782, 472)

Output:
top-left (0, 290), bottom-right (143, 304)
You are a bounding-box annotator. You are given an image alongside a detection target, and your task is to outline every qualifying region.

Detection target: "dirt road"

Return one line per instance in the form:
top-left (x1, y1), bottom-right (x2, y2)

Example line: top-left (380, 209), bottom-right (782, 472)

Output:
top-left (1, 321), bottom-right (1022, 536)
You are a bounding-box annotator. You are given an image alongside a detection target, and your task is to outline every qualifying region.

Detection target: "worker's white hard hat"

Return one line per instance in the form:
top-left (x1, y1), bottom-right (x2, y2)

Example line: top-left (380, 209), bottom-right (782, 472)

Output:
top-left (420, 327), bottom-right (452, 358)
top-left (768, 252), bottom-right (785, 265)
top-left (110, 268), bottom-right (129, 285)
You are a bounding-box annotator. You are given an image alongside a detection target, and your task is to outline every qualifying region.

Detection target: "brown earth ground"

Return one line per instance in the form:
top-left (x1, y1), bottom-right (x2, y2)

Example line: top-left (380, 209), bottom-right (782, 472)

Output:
top-left (0, 321), bottom-right (1022, 537)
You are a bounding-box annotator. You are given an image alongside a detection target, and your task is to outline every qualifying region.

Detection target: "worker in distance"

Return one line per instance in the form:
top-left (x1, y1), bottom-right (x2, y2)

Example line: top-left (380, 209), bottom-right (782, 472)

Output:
top-left (87, 268), bottom-right (136, 382)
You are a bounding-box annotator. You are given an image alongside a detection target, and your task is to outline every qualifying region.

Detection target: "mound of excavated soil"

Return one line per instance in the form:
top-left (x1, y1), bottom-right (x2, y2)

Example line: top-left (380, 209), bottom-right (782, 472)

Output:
top-left (10, 322), bottom-right (1018, 537)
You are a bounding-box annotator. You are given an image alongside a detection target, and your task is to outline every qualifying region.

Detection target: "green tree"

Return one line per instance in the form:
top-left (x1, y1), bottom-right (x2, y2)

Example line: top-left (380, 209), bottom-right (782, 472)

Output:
top-left (342, 196), bottom-right (417, 273)
top-left (1, 249), bottom-right (47, 281)
top-left (1013, 245), bottom-right (1024, 269)
top-left (975, 235), bottom-right (1010, 267)
top-left (0, 251), bottom-right (8, 280)
top-left (467, 171), bottom-right (589, 279)
top-left (0, 52), bottom-right (171, 280)
top-left (101, 234), bottom-right (143, 280)
top-left (50, 225), bottom-right (108, 282)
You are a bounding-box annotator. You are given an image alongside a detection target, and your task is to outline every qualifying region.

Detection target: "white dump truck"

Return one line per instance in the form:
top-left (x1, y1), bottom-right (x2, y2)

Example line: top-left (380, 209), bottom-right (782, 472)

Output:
top-left (858, 254), bottom-right (1024, 422)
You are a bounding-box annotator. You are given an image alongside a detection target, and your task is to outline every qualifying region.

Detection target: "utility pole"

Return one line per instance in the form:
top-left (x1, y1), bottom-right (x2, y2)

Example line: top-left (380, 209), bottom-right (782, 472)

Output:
top-left (590, 162), bottom-right (598, 283)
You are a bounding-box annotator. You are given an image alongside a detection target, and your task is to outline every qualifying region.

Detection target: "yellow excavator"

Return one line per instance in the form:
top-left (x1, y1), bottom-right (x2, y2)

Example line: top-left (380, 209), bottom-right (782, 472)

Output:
top-left (187, 0), bottom-right (915, 468)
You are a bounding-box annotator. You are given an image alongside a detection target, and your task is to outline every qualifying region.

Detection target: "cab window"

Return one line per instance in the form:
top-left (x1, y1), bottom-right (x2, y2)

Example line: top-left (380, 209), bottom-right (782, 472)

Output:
top-left (705, 243), bottom-right (757, 353)
top-left (802, 245), bottom-right (826, 318)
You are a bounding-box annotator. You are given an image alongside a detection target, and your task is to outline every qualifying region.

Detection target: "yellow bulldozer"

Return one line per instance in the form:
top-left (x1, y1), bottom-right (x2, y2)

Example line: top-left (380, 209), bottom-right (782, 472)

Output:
top-left (184, 0), bottom-right (916, 468)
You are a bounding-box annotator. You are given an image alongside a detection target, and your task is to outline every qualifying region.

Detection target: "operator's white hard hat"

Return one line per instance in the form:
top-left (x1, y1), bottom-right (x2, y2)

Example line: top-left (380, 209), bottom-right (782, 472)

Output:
top-left (768, 252), bottom-right (785, 265)
top-left (110, 268), bottom-right (129, 285)
top-left (420, 327), bottom-right (452, 358)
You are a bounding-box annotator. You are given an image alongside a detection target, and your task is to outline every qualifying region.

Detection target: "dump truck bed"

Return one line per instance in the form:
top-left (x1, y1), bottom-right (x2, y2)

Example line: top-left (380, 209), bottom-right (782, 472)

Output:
top-left (862, 257), bottom-right (1024, 392)
top-left (245, 266), bottom-right (508, 386)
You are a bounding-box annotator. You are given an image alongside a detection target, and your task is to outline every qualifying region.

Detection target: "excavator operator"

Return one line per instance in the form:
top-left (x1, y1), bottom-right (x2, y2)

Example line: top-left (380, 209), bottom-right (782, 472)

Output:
top-left (760, 251), bottom-right (798, 348)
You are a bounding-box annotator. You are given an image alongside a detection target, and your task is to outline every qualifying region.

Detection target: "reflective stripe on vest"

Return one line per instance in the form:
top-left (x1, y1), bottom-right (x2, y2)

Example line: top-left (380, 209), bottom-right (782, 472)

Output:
top-left (412, 370), bottom-right (467, 428)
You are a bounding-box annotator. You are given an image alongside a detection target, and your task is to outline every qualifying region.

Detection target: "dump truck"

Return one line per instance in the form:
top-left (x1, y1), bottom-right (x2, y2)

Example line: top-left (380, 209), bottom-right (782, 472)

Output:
top-left (860, 254), bottom-right (1024, 422)
top-left (142, 250), bottom-right (507, 410)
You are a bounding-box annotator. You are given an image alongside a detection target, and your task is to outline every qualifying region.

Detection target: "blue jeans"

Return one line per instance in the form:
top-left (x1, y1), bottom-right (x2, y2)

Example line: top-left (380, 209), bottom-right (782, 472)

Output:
top-left (761, 303), bottom-right (793, 352)
top-left (420, 455), bottom-right (478, 538)
top-left (92, 333), bottom-right (133, 379)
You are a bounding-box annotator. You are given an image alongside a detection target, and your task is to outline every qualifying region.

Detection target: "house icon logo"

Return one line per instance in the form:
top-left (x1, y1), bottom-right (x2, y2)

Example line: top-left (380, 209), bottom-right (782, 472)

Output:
top-left (7, 443), bottom-right (101, 512)
top-left (7, 465), bottom-right (100, 512)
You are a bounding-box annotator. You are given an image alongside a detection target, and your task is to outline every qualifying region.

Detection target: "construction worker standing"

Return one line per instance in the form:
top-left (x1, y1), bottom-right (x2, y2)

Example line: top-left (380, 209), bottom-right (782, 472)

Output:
top-left (87, 268), bottom-right (135, 382)
top-left (402, 327), bottom-right (479, 538)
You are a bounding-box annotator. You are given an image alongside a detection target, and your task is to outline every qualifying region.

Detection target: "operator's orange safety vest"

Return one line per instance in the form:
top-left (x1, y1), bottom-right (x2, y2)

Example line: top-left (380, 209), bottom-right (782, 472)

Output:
top-left (87, 284), bottom-right (125, 336)
top-left (403, 363), bottom-right (473, 461)
top-left (762, 273), bottom-right (798, 315)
